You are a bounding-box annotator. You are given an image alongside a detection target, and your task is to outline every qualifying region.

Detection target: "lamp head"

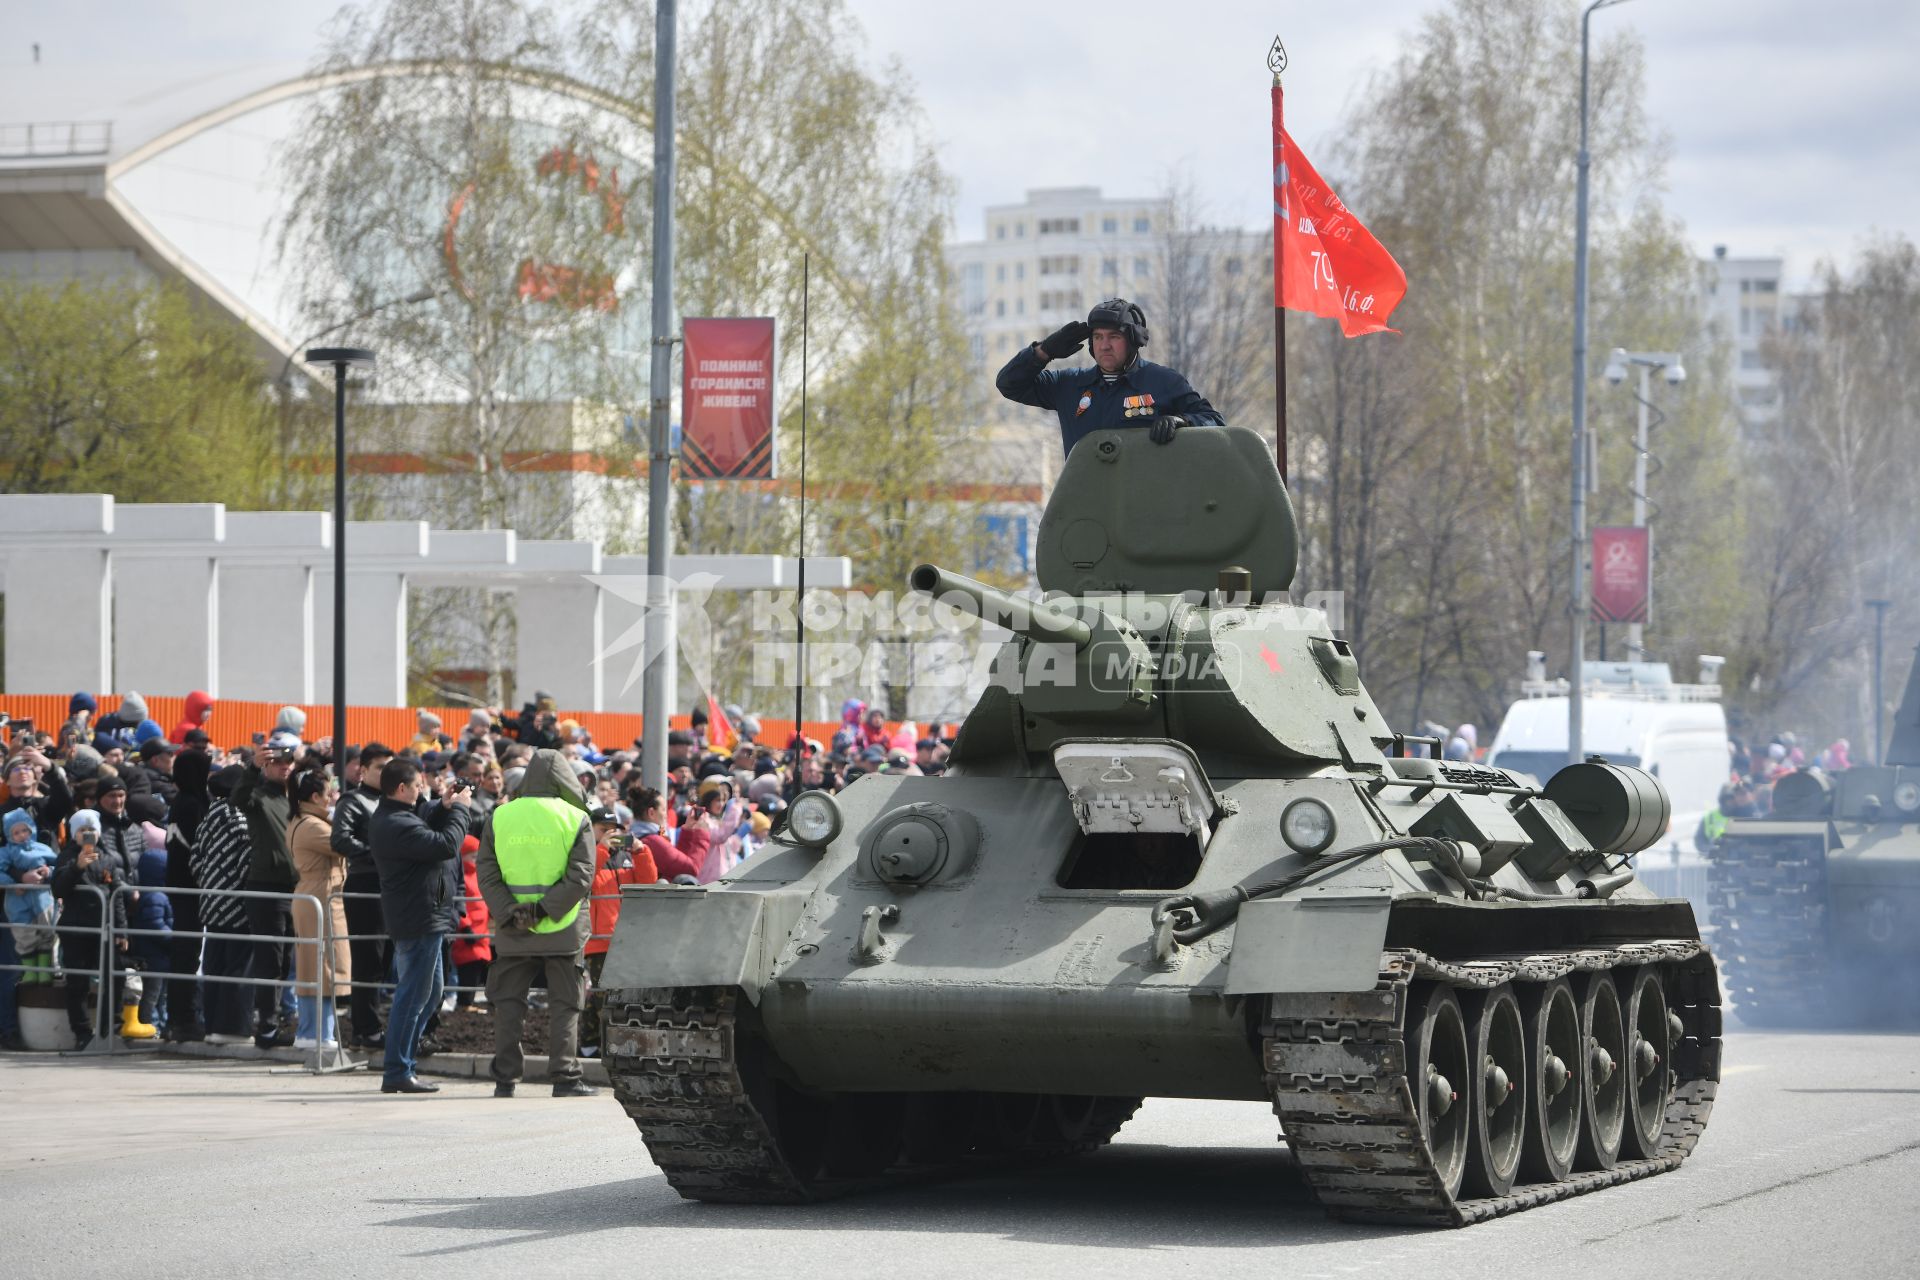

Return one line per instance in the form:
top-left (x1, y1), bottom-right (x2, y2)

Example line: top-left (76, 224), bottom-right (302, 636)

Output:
top-left (305, 347), bottom-right (377, 371)
top-left (1603, 348), bottom-right (1628, 385)
top-left (1664, 360), bottom-right (1687, 386)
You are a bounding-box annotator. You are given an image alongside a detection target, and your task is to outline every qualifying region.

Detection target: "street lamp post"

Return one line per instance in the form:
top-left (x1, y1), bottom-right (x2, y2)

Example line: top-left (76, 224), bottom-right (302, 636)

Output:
top-left (1571, 0), bottom-right (1632, 766)
top-left (1603, 347), bottom-right (1685, 660)
top-left (640, 0), bottom-right (680, 793)
top-left (305, 347), bottom-right (376, 778)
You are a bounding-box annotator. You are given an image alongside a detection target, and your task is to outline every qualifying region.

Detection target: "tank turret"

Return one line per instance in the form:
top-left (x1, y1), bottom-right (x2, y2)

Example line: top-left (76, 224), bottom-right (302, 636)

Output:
top-left (909, 426), bottom-right (1388, 769)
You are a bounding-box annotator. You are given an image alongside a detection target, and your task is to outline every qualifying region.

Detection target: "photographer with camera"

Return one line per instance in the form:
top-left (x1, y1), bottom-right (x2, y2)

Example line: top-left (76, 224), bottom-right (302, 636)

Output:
top-left (369, 756), bottom-right (474, 1094)
top-left (234, 730), bottom-right (302, 1048)
top-left (4, 747), bottom-right (74, 846)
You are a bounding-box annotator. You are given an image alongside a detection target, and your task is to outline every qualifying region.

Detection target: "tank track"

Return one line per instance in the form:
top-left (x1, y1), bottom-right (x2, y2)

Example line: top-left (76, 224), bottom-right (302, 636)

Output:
top-left (602, 986), bottom-right (1141, 1203)
top-left (1709, 836), bottom-right (1832, 1025)
top-left (1262, 942), bottom-right (1720, 1227)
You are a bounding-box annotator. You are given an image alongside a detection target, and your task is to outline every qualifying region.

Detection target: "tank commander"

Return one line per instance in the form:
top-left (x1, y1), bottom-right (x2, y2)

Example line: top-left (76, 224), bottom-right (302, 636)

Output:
top-left (996, 297), bottom-right (1223, 455)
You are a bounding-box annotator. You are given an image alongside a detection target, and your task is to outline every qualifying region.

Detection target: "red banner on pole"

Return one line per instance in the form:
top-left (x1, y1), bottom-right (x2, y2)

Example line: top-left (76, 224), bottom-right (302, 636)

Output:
top-left (1273, 85), bottom-right (1406, 338)
top-left (1591, 525), bottom-right (1651, 623)
top-left (681, 317), bottom-right (777, 478)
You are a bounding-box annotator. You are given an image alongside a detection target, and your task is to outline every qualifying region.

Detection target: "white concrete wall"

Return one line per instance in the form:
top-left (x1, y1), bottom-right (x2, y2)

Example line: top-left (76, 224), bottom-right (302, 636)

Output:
top-left (218, 564), bottom-right (315, 703)
top-left (216, 512), bottom-right (330, 704)
top-left (313, 570), bottom-right (410, 708)
top-left (5, 547), bottom-right (113, 695)
top-left (515, 582), bottom-right (604, 712)
top-left (312, 521), bottom-right (425, 709)
top-left (0, 494), bottom-right (115, 695)
top-left (112, 503), bottom-right (224, 697)
top-left (114, 554), bottom-right (219, 697)
top-left (1, 495), bottom-right (836, 714)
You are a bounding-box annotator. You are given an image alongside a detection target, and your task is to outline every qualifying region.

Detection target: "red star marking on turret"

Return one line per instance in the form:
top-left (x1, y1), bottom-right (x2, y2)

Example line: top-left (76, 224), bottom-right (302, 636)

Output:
top-left (1259, 645), bottom-right (1283, 674)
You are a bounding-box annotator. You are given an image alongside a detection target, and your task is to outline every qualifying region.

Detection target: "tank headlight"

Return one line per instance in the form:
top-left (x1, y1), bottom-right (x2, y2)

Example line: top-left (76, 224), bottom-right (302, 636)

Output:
top-left (787, 791), bottom-right (843, 846)
top-left (1281, 798), bottom-right (1336, 854)
top-left (1894, 780), bottom-right (1920, 815)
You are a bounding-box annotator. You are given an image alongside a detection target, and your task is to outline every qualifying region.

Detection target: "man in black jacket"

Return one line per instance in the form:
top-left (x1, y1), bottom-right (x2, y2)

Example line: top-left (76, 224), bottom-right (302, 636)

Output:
top-left (330, 741), bottom-right (394, 1048)
top-left (233, 732), bottom-right (300, 1048)
top-left (369, 756), bottom-right (473, 1094)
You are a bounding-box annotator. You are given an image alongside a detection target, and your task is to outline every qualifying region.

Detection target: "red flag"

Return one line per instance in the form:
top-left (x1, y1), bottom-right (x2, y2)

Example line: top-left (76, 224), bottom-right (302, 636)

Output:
top-left (706, 695), bottom-right (737, 751)
top-left (1273, 84), bottom-right (1406, 337)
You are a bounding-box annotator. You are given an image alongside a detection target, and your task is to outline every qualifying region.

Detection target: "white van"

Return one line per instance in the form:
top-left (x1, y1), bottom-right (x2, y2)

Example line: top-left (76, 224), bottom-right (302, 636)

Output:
top-left (1485, 660), bottom-right (1730, 862)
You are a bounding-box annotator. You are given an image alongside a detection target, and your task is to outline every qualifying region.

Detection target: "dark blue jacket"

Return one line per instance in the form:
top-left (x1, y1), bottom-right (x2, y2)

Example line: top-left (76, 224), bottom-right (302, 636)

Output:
top-left (134, 847), bottom-right (172, 935)
top-left (995, 344), bottom-right (1223, 456)
top-left (370, 795), bottom-right (473, 940)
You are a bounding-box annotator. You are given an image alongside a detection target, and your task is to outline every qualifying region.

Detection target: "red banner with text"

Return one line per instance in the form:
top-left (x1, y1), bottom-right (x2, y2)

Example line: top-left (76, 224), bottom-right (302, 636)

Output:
top-left (1591, 525), bottom-right (1651, 623)
top-left (681, 316), bottom-right (777, 478)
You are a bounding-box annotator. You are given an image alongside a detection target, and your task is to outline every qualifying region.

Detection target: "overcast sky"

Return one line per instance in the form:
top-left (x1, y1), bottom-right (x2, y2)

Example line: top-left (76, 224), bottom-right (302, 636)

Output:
top-left (8, 0), bottom-right (1914, 286)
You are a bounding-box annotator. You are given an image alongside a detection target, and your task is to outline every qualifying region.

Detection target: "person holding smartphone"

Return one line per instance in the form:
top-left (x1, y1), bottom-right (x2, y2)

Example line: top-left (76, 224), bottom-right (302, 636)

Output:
top-left (54, 801), bottom-right (139, 1049)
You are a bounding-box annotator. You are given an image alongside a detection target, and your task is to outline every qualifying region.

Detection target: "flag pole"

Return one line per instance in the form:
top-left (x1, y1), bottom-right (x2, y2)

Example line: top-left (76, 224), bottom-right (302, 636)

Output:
top-left (1269, 38), bottom-right (1289, 485)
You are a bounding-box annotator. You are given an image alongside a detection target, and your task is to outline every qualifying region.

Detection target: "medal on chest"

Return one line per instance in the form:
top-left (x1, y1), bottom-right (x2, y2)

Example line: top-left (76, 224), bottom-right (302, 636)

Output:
top-left (1075, 393), bottom-right (1092, 418)
top-left (1122, 393), bottom-right (1157, 419)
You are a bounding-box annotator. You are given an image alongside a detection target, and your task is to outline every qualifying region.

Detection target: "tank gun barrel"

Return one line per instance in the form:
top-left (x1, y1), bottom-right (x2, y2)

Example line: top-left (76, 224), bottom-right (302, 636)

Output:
top-left (909, 563), bottom-right (1093, 649)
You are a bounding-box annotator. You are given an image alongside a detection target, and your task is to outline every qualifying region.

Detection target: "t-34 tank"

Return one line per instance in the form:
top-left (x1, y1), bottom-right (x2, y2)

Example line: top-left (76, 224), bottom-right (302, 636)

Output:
top-left (598, 425), bottom-right (1720, 1226)
top-left (1712, 645), bottom-right (1920, 1026)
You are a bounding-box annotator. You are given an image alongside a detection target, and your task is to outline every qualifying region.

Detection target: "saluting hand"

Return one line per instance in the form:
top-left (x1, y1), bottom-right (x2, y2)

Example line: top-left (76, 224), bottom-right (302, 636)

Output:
top-left (1037, 321), bottom-right (1091, 361)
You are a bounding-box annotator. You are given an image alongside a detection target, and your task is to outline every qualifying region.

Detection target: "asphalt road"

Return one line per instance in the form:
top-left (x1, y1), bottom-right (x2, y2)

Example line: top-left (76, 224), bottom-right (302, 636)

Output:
top-left (9, 1022), bottom-right (1919, 1278)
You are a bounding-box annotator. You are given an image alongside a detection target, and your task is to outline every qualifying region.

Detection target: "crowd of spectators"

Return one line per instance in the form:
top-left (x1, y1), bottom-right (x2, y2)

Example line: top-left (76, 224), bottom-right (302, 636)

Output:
top-left (0, 687), bottom-right (954, 1055)
top-left (1695, 732), bottom-right (1854, 844)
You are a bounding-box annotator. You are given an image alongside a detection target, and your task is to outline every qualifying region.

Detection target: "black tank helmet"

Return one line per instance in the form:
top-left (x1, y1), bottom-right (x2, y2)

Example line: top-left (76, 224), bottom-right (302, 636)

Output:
top-left (1087, 298), bottom-right (1149, 353)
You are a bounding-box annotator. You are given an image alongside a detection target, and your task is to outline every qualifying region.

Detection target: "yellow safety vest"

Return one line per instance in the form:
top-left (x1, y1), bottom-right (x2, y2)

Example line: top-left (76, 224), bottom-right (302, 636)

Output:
top-left (492, 796), bottom-right (585, 933)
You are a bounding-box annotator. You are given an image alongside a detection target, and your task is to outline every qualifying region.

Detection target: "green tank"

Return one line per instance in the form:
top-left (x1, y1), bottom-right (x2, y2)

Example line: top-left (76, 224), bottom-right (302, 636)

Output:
top-left (598, 425), bottom-right (1720, 1226)
top-left (1711, 645), bottom-right (1920, 1026)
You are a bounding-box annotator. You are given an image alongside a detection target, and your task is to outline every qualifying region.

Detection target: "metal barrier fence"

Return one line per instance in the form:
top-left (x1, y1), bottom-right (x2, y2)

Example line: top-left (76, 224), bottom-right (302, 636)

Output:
top-left (3, 877), bottom-right (647, 1072)
top-left (103, 884), bottom-right (344, 1073)
top-left (1, 881), bottom-right (115, 1051)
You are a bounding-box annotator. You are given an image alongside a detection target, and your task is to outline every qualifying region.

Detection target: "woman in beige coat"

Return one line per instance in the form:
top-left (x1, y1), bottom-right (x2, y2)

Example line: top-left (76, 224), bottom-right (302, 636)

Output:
top-left (288, 766), bottom-right (351, 1048)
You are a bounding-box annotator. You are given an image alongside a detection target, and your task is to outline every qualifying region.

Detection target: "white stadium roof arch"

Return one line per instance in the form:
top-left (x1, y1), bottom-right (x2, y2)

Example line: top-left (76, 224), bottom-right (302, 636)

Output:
top-left (1, 57), bottom-right (873, 374)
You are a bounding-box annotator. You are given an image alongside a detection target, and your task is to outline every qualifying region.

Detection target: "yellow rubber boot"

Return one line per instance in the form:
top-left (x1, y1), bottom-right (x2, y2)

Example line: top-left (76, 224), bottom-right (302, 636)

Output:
top-left (119, 1004), bottom-right (158, 1040)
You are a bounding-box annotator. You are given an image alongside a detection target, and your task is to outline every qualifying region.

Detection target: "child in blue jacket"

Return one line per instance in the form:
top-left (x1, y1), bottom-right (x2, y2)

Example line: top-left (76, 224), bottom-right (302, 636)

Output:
top-left (3, 807), bottom-right (59, 982)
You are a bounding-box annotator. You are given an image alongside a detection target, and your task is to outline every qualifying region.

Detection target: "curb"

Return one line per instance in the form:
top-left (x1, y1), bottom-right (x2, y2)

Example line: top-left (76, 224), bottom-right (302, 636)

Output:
top-left (131, 1040), bottom-right (612, 1086)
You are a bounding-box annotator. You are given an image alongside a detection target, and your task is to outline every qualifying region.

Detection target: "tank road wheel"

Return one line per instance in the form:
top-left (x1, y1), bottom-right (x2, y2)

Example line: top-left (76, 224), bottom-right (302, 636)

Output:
top-left (1410, 983), bottom-right (1471, 1199)
top-left (1575, 971), bottom-right (1627, 1171)
top-left (1519, 978), bottom-right (1582, 1183)
top-left (1622, 967), bottom-right (1673, 1160)
top-left (1462, 984), bottom-right (1526, 1198)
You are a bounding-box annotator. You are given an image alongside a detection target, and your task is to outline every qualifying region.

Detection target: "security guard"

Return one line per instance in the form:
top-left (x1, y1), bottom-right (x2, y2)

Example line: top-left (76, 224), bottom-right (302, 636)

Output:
top-left (476, 747), bottom-right (597, 1098)
top-left (996, 297), bottom-right (1224, 455)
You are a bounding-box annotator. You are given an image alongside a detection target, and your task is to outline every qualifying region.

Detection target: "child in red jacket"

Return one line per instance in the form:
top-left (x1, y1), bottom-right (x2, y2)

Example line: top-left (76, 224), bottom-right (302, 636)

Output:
top-left (452, 834), bottom-right (492, 1008)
